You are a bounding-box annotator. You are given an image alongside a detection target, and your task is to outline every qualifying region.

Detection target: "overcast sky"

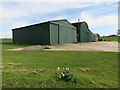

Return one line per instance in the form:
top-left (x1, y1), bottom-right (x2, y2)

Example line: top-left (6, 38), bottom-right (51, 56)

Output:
top-left (0, 0), bottom-right (119, 38)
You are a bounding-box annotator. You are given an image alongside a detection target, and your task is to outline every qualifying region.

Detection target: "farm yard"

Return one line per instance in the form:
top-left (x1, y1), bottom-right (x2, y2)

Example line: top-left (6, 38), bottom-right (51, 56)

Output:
top-left (1, 38), bottom-right (118, 88)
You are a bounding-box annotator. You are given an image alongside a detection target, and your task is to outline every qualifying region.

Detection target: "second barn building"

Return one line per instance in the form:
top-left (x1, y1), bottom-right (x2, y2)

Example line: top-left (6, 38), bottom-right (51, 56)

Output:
top-left (72, 21), bottom-right (93, 42)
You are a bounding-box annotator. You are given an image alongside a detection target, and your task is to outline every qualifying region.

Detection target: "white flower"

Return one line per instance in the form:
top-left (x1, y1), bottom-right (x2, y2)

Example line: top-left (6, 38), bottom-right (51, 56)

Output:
top-left (57, 67), bottom-right (60, 71)
top-left (65, 68), bottom-right (69, 70)
top-left (62, 74), bottom-right (65, 77)
top-left (61, 72), bottom-right (65, 77)
top-left (66, 68), bottom-right (68, 70)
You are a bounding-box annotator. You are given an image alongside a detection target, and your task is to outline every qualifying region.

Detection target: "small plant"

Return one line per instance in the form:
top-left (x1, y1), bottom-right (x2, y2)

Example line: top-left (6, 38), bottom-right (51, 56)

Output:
top-left (43, 45), bottom-right (50, 49)
top-left (57, 67), bottom-right (78, 84)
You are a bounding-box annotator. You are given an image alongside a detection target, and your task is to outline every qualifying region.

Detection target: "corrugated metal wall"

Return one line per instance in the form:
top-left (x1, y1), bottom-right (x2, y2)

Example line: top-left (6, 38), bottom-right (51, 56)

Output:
top-left (50, 21), bottom-right (77, 44)
top-left (80, 22), bottom-right (90, 42)
top-left (72, 22), bottom-right (93, 42)
top-left (13, 23), bottom-right (50, 44)
top-left (88, 30), bottom-right (92, 42)
top-left (91, 33), bottom-right (96, 42)
top-left (58, 25), bottom-right (76, 44)
top-left (94, 33), bottom-right (100, 41)
top-left (13, 19), bottom-right (97, 45)
top-left (50, 23), bottom-right (59, 44)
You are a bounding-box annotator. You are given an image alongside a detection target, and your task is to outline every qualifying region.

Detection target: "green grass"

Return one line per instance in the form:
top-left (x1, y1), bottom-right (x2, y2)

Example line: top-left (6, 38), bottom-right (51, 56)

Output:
top-left (1, 39), bottom-right (118, 88)
top-left (101, 36), bottom-right (119, 42)
top-left (1, 38), bottom-right (12, 44)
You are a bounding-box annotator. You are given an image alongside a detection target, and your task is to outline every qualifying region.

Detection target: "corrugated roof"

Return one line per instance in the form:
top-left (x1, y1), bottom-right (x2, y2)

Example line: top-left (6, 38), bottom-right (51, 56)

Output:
top-left (72, 21), bottom-right (89, 29)
top-left (12, 19), bottom-right (76, 30)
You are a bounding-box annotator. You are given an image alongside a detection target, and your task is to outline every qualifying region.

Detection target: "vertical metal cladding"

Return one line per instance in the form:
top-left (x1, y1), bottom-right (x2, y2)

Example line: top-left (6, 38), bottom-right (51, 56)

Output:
top-left (12, 22), bottom-right (50, 45)
top-left (50, 20), bottom-right (77, 44)
top-left (49, 23), bottom-right (59, 44)
top-left (92, 33), bottom-right (96, 42)
top-left (94, 33), bottom-right (100, 41)
top-left (72, 21), bottom-right (92, 42)
top-left (12, 19), bottom-right (98, 44)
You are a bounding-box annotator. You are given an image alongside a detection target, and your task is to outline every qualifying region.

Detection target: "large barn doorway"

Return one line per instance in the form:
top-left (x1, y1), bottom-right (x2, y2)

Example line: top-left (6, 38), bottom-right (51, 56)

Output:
top-left (50, 24), bottom-right (59, 44)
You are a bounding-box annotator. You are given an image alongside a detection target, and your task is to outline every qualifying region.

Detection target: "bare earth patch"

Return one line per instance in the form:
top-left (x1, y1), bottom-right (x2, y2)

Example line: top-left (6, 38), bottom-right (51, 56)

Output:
top-left (6, 62), bottom-right (21, 66)
top-left (7, 45), bottom-right (43, 51)
top-left (7, 41), bottom-right (118, 52)
top-left (45, 41), bottom-right (118, 52)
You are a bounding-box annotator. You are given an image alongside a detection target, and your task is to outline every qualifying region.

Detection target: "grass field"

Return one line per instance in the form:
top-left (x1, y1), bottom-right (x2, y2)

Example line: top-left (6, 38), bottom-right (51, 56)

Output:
top-left (1, 39), bottom-right (118, 88)
top-left (101, 36), bottom-right (119, 42)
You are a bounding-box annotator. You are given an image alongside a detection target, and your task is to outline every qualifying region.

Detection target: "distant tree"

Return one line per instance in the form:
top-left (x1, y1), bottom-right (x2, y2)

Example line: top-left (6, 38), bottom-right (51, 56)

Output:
top-left (108, 34), bottom-right (116, 37)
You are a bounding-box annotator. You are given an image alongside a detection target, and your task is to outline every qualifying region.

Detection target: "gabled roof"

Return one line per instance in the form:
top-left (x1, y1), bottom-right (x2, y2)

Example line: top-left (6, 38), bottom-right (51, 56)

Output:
top-left (71, 21), bottom-right (89, 29)
top-left (50, 19), bottom-right (76, 29)
top-left (49, 19), bottom-right (67, 22)
top-left (12, 19), bottom-right (76, 30)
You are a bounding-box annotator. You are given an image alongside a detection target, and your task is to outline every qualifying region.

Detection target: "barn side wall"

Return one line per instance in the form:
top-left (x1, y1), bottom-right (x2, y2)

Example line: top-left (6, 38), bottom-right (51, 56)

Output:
top-left (12, 23), bottom-right (50, 45)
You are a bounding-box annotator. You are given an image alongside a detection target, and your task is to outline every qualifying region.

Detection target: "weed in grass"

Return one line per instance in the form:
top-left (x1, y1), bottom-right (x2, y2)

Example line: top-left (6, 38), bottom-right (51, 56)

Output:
top-left (56, 67), bottom-right (79, 84)
top-left (23, 83), bottom-right (30, 88)
top-left (90, 81), bottom-right (97, 85)
top-left (96, 85), bottom-right (103, 88)
top-left (18, 67), bottom-right (28, 72)
top-left (30, 69), bottom-right (46, 74)
top-left (6, 62), bottom-right (21, 66)
top-left (3, 70), bottom-right (9, 74)
top-left (101, 72), bottom-right (106, 77)
top-left (79, 67), bottom-right (90, 72)
top-left (100, 82), bottom-right (107, 85)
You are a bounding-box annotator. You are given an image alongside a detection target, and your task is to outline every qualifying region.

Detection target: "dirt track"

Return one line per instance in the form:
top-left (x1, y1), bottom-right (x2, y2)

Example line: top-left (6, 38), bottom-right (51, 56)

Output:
top-left (45, 41), bottom-right (118, 52)
top-left (8, 41), bottom-right (118, 52)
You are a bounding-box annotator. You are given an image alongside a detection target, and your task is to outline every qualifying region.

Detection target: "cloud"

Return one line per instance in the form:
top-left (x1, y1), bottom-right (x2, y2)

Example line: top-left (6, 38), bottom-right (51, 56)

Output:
top-left (1, 0), bottom-right (119, 2)
top-left (1, 19), bottom-right (30, 38)
top-left (1, 2), bottom-right (90, 19)
top-left (0, 31), bottom-right (11, 38)
top-left (74, 11), bottom-right (118, 28)
top-left (51, 14), bottom-right (68, 20)
top-left (0, 2), bottom-right (118, 38)
top-left (11, 20), bottom-right (30, 29)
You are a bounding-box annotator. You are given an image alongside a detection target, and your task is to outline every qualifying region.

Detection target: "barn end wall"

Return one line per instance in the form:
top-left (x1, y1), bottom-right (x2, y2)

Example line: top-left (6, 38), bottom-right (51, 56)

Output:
top-left (50, 22), bottom-right (77, 44)
top-left (12, 23), bottom-right (50, 45)
top-left (58, 25), bottom-right (77, 44)
top-left (72, 22), bottom-right (93, 43)
top-left (80, 22), bottom-right (89, 42)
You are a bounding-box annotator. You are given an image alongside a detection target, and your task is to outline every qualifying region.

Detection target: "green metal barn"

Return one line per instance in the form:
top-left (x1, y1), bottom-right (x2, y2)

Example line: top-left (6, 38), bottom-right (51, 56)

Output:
top-left (92, 33), bottom-right (96, 42)
top-left (12, 19), bottom-right (77, 45)
top-left (94, 33), bottom-right (100, 41)
top-left (88, 29), bottom-right (92, 42)
top-left (72, 21), bottom-right (92, 42)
